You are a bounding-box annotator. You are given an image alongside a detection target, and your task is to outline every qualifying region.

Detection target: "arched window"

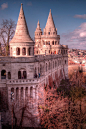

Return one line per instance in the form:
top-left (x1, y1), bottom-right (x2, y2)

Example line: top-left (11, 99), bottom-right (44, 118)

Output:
top-left (1, 70), bottom-right (6, 79)
top-left (18, 71), bottom-right (21, 79)
top-left (21, 87), bottom-right (23, 98)
top-left (22, 48), bottom-right (26, 55)
top-left (25, 87), bottom-right (28, 98)
top-left (55, 41), bottom-right (57, 45)
top-left (23, 71), bottom-right (27, 79)
top-left (48, 32), bottom-right (50, 35)
top-left (18, 69), bottom-right (27, 79)
top-left (34, 67), bottom-right (37, 78)
top-left (11, 88), bottom-right (14, 93)
top-left (30, 87), bottom-right (33, 98)
top-left (28, 47), bottom-right (31, 55)
top-left (65, 60), bottom-right (66, 64)
top-left (16, 47), bottom-right (20, 55)
top-left (52, 41), bottom-right (54, 45)
top-left (8, 72), bottom-right (11, 79)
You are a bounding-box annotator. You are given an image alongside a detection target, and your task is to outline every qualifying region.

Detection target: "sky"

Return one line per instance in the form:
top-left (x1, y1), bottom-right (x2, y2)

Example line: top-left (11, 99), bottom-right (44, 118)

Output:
top-left (0, 0), bottom-right (86, 50)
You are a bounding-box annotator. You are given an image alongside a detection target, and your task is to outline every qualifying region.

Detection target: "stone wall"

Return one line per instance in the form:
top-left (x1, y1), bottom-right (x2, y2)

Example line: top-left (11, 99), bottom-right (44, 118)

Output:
top-left (0, 87), bottom-right (8, 111)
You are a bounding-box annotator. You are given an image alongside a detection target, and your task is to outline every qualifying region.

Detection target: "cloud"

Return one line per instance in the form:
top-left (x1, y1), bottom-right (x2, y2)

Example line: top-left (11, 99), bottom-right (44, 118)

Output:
top-left (27, 2), bottom-right (32, 6)
top-left (62, 22), bottom-right (86, 49)
top-left (74, 14), bottom-right (86, 19)
top-left (1, 3), bottom-right (8, 10)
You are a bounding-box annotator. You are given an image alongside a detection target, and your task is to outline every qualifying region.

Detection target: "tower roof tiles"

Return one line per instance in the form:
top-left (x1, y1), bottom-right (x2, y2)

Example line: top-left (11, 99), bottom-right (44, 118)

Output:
top-left (10, 3), bottom-right (33, 44)
top-left (45, 9), bottom-right (56, 31)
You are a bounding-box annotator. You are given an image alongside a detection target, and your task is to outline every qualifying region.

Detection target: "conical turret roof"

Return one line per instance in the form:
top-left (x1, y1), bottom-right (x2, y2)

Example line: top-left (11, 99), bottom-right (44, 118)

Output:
top-left (10, 3), bottom-right (33, 43)
top-left (37, 20), bottom-right (40, 29)
top-left (45, 9), bottom-right (56, 31)
top-left (35, 20), bottom-right (42, 32)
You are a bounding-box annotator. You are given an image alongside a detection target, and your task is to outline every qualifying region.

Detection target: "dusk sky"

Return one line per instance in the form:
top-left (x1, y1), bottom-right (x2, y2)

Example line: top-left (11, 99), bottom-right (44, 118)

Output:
top-left (0, 0), bottom-right (86, 50)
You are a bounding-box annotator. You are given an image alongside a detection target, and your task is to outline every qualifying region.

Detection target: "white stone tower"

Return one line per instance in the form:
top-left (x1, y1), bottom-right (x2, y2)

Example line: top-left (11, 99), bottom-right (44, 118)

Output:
top-left (10, 3), bottom-right (34, 57)
top-left (35, 21), bottom-right (42, 54)
top-left (35, 9), bottom-right (61, 55)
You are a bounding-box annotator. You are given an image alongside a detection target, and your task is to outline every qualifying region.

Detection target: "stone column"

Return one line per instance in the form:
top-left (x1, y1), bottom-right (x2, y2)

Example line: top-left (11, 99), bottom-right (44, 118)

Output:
top-left (33, 87), bottom-right (36, 109)
top-left (35, 86), bottom-right (38, 114)
top-left (28, 87), bottom-right (30, 98)
top-left (20, 47), bottom-right (22, 56)
top-left (26, 47), bottom-right (28, 56)
top-left (23, 87), bottom-right (25, 106)
top-left (36, 67), bottom-right (37, 77)
top-left (6, 70), bottom-right (8, 80)
top-left (19, 87), bottom-right (21, 107)
top-left (8, 87), bottom-right (11, 110)
top-left (33, 87), bottom-right (36, 99)
top-left (14, 87), bottom-right (16, 102)
top-left (21, 70), bottom-right (23, 78)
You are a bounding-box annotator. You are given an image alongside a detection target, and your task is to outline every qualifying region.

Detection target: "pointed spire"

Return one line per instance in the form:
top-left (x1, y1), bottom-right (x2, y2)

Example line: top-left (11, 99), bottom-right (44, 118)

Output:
top-left (45, 9), bottom-right (56, 31)
top-left (50, 9), bottom-right (51, 14)
top-left (10, 3), bottom-right (33, 43)
top-left (35, 20), bottom-right (42, 33)
top-left (37, 20), bottom-right (40, 29)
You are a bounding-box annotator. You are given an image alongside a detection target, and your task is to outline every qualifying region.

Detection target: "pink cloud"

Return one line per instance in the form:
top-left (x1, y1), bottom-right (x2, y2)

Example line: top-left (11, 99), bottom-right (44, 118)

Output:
top-left (62, 22), bottom-right (86, 49)
top-left (1, 3), bottom-right (8, 10)
top-left (74, 14), bottom-right (86, 19)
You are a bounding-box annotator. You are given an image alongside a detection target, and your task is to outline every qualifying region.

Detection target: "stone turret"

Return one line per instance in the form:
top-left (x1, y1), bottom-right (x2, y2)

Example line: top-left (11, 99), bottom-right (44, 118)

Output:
top-left (10, 3), bottom-right (34, 57)
top-left (35, 20), bottom-right (42, 40)
top-left (34, 21), bottom-right (42, 55)
top-left (43, 9), bottom-right (57, 36)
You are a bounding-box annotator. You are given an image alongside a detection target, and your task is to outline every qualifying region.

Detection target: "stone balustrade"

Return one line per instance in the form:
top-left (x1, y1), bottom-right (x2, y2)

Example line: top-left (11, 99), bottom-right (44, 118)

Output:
top-left (0, 52), bottom-right (68, 63)
top-left (6, 76), bottom-right (45, 84)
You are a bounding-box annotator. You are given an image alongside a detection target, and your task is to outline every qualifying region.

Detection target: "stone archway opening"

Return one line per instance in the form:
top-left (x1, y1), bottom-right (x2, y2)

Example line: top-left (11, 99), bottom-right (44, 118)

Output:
top-left (16, 47), bottom-right (20, 55)
top-left (22, 48), bottom-right (26, 55)
top-left (28, 47), bottom-right (31, 55)
top-left (18, 69), bottom-right (27, 79)
top-left (8, 72), bottom-right (11, 79)
top-left (1, 70), bottom-right (6, 79)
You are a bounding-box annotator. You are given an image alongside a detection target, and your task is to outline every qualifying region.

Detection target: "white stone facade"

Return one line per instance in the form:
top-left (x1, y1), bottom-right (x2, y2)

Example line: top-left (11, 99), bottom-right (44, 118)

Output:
top-left (0, 4), bottom-right (68, 127)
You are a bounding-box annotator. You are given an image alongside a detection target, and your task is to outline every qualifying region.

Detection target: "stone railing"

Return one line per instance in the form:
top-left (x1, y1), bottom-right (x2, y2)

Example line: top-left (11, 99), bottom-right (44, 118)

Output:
top-left (0, 52), bottom-right (67, 63)
top-left (6, 76), bottom-right (45, 84)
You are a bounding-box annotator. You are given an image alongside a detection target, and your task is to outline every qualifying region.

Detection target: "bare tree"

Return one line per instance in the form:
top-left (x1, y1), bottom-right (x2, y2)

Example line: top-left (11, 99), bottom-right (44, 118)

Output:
top-left (0, 19), bottom-right (16, 56)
